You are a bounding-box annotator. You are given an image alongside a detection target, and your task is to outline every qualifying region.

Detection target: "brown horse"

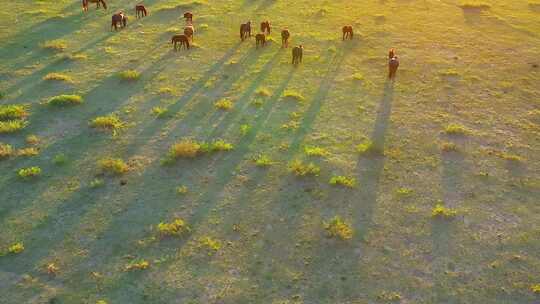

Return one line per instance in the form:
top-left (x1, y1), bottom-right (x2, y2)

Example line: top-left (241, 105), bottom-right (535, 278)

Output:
top-left (111, 12), bottom-right (127, 31)
top-left (240, 21), bottom-right (252, 41)
top-left (171, 34), bottom-right (190, 50)
top-left (388, 48), bottom-right (395, 59)
top-left (135, 4), bottom-right (147, 18)
top-left (388, 56), bottom-right (399, 79)
top-left (184, 12), bottom-right (193, 23)
top-left (260, 21), bottom-right (271, 35)
top-left (281, 29), bottom-right (290, 48)
top-left (184, 25), bottom-right (194, 41)
top-left (292, 45), bottom-right (303, 65)
top-left (255, 33), bottom-right (266, 48)
top-left (342, 25), bottom-right (353, 40)
top-left (83, 0), bottom-right (107, 11)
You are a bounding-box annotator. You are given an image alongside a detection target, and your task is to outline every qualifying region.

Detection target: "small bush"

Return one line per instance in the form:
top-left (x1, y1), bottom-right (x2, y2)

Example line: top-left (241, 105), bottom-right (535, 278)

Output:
top-left (90, 178), bottom-right (105, 188)
top-left (210, 139), bottom-right (234, 152)
top-left (0, 105), bottom-right (28, 120)
top-left (90, 115), bottom-right (124, 132)
top-left (8, 242), bottom-right (25, 254)
top-left (151, 107), bottom-right (169, 118)
top-left (282, 90), bottom-right (305, 102)
top-left (440, 142), bottom-right (458, 152)
top-left (26, 135), bottom-right (40, 145)
top-left (157, 218), bottom-right (190, 237)
top-left (304, 146), bottom-right (329, 157)
top-left (46, 263), bottom-right (59, 275)
top-left (43, 73), bottom-right (73, 83)
top-left (118, 70), bottom-right (140, 81)
top-left (199, 237), bottom-right (221, 253)
top-left (432, 203), bottom-right (457, 218)
top-left (324, 216), bottom-right (353, 240)
top-left (352, 72), bottom-right (364, 81)
top-left (0, 120), bottom-right (28, 133)
top-left (254, 154), bottom-right (273, 167)
top-left (256, 87), bottom-right (271, 97)
top-left (18, 166), bottom-right (41, 178)
top-left (531, 284), bottom-right (540, 294)
top-left (329, 176), bottom-right (356, 188)
top-left (42, 40), bottom-right (67, 51)
top-left (98, 158), bottom-right (129, 175)
top-left (445, 123), bottom-right (469, 135)
top-left (240, 124), bottom-right (251, 136)
top-left (168, 139), bottom-right (202, 159)
top-left (157, 87), bottom-right (174, 95)
top-left (48, 94), bottom-right (83, 106)
top-left (176, 185), bottom-right (188, 194)
top-left (17, 147), bottom-right (39, 157)
top-left (215, 99), bottom-right (233, 110)
top-left (499, 152), bottom-right (523, 162)
top-left (125, 259), bottom-right (150, 271)
top-left (396, 187), bottom-right (413, 196)
top-left (0, 143), bottom-right (14, 159)
top-left (356, 140), bottom-right (382, 155)
top-left (64, 53), bottom-right (88, 61)
top-left (289, 160), bottom-right (320, 176)
top-left (52, 153), bottom-right (67, 165)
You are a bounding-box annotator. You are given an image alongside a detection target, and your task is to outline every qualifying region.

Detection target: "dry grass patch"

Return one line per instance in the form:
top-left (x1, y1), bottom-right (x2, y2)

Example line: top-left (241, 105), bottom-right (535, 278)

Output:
top-left (157, 218), bottom-right (190, 237)
top-left (0, 120), bottom-right (28, 134)
top-left (48, 94), bottom-right (83, 106)
top-left (90, 114), bottom-right (124, 132)
top-left (0, 105), bottom-right (28, 120)
top-left (43, 73), bottom-right (73, 83)
top-left (289, 160), bottom-right (320, 176)
top-left (41, 40), bottom-right (67, 51)
top-left (98, 158), bottom-right (129, 175)
top-left (168, 139), bottom-right (202, 159)
top-left (0, 143), bottom-right (14, 159)
top-left (324, 216), bottom-right (353, 240)
top-left (17, 147), bottom-right (39, 157)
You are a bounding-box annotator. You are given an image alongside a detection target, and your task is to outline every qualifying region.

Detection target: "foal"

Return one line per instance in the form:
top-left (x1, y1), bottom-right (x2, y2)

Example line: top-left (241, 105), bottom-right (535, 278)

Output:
top-left (292, 45), bottom-right (303, 65)
top-left (342, 25), bottom-right (353, 40)
top-left (281, 29), bottom-right (290, 48)
top-left (135, 4), bottom-right (147, 18)
top-left (171, 34), bottom-right (190, 50)
top-left (388, 56), bottom-right (399, 79)
top-left (255, 33), bottom-right (266, 48)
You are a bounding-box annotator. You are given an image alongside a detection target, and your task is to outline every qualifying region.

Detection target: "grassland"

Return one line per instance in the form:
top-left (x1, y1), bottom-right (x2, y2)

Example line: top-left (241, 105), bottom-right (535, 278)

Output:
top-left (0, 0), bottom-right (539, 303)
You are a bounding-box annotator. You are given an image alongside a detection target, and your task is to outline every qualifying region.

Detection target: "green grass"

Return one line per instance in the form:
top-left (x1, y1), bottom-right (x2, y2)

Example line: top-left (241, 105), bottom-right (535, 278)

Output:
top-left (48, 94), bottom-right (83, 106)
top-left (329, 175), bottom-right (356, 188)
top-left (0, 105), bottom-right (28, 120)
top-left (0, 120), bottom-right (28, 133)
top-left (288, 160), bottom-right (321, 176)
top-left (118, 70), bottom-right (141, 81)
top-left (253, 154), bottom-right (273, 167)
top-left (18, 166), bottom-right (42, 178)
top-left (282, 90), bottom-right (305, 102)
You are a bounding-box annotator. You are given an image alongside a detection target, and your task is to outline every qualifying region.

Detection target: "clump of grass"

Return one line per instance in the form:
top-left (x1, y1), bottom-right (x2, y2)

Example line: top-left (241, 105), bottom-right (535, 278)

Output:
top-left (0, 143), bottom-right (14, 159)
top-left (352, 72), bottom-right (364, 81)
top-left (18, 166), bottom-right (41, 178)
top-left (432, 203), bottom-right (457, 218)
top-left (304, 145), bottom-right (329, 157)
top-left (90, 178), bottom-right (104, 188)
top-left (396, 187), bottom-right (413, 196)
top-left (8, 242), bottom-right (25, 254)
top-left (157, 218), bottom-right (190, 237)
top-left (282, 90), bottom-right (305, 102)
top-left (256, 87), bottom-right (271, 97)
top-left (531, 284), bottom-right (540, 294)
top-left (53, 153), bottom-right (67, 165)
top-left (96, 300), bottom-right (108, 304)
top-left (324, 216), bottom-right (353, 240)
top-left (48, 94), bottom-right (83, 106)
top-left (125, 259), bottom-right (150, 271)
top-left (0, 120), bottom-right (28, 133)
top-left (377, 291), bottom-right (402, 302)
top-left (215, 99), bottom-right (233, 110)
top-left (43, 73), bottom-right (73, 83)
top-left (254, 154), bottom-right (273, 167)
top-left (240, 124), bottom-right (251, 136)
top-left (199, 237), bottom-right (221, 254)
top-left (98, 158), bottom-right (129, 175)
top-left (118, 70), bottom-right (140, 81)
top-left (498, 152), bottom-right (523, 162)
top-left (440, 142), bottom-right (458, 152)
top-left (168, 139), bottom-right (202, 159)
top-left (0, 105), bottom-right (28, 120)
top-left (289, 160), bottom-right (320, 176)
top-left (439, 69), bottom-right (460, 77)
top-left (176, 185), bottom-right (188, 194)
top-left (90, 114), bottom-right (124, 132)
top-left (445, 123), bottom-right (469, 135)
top-left (46, 263), bottom-right (59, 275)
top-left (356, 140), bottom-right (382, 155)
top-left (17, 147), bottom-right (39, 157)
top-left (26, 135), bottom-right (40, 145)
top-left (157, 87), bottom-right (174, 95)
top-left (64, 53), bottom-right (88, 61)
top-left (151, 106), bottom-right (169, 118)
top-left (42, 40), bottom-right (67, 51)
top-left (210, 139), bottom-right (234, 152)
top-left (329, 176), bottom-right (356, 188)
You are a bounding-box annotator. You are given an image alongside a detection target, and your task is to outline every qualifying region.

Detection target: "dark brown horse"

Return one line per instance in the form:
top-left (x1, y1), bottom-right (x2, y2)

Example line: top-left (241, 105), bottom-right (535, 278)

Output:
top-left (292, 45), bottom-right (303, 65)
top-left (260, 21), bottom-right (271, 35)
top-left (83, 0), bottom-right (107, 11)
top-left (240, 21), bottom-right (252, 41)
top-left (171, 34), bottom-right (190, 50)
top-left (342, 25), bottom-right (353, 40)
top-left (111, 12), bottom-right (127, 31)
top-left (255, 33), bottom-right (266, 48)
top-left (135, 4), bottom-right (147, 18)
top-left (388, 56), bottom-right (399, 79)
top-left (184, 12), bottom-right (193, 23)
top-left (184, 25), bottom-right (194, 41)
top-left (281, 29), bottom-right (290, 48)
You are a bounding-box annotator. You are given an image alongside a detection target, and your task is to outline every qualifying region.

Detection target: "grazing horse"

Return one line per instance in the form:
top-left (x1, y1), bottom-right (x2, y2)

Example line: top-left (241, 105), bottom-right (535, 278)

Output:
top-left (255, 33), bottom-right (266, 48)
top-left (388, 56), bottom-right (399, 79)
top-left (292, 45), bottom-right (303, 65)
top-left (83, 0), bottom-right (107, 11)
top-left (281, 29), bottom-right (290, 48)
top-left (388, 48), bottom-right (395, 59)
top-left (171, 34), bottom-right (190, 50)
top-left (184, 11), bottom-right (193, 23)
top-left (184, 25), bottom-right (194, 41)
top-left (111, 12), bottom-right (127, 31)
top-left (342, 25), bottom-right (353, 40)
top-left (260, 21), bottom-right (271, 35)
top-left (240, 21), bottom-right (252, 41)
top-left (135, 4), bottom-right (147, 18)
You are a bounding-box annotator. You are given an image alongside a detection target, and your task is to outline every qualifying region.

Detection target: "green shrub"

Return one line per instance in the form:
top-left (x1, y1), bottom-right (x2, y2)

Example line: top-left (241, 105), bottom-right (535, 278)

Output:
top-left (168, 139), bottom-right (202, 159)
top-left (215, 99), bottom-right (233, 110)
top-left (48, 94), bottom-right (83, 106)
top-left (289, 160), bottom-right (320, 176)
top-left (0, 105), bottom-right (28, 120)
top-left (432, 203), bottom-right (457, 218)
top-left (90, 115), bottom-right (124, 132)
top-left (254, 154), bottom-right (273, 167)
top-left (444, 123), bottom-right (469, 135)
top-left (531, 284), bottom-right (540, 294)
top-left (0, 143), bottom-right (14, 159)
top-left (324, 216), bottom-right (353, 240)
top-left (304, 145), bottom-right (329, 157)
top-left (157, 218), bottom-right (190, 237)
top-left (240, 124), bottom-right (251, 136)
top-left (199, 237), bottom-right (221, 253)
top-left (43, 73), bottom-right (73, 83)
top-left (53, 153), bottom-right (67, 165)
top-left (118, 70), bottom-right (140, 81)
top-left (329, 176), bottom-right (356, 188)
top-left (176, 185), bottom-right (188, 194)
top-left (90, 178), bottom-right (104, 188)
top-left (0, 120), bottom-right (28, 133)
top-left (282, 90), bottom-right (305, 102)
top-left (8, 242), bottom-right (24, 254)
top-left (356, 140), bottom-right (382, 155)
top-left (151, 106), bottom-right (169, 118)
top-left (18, 166), bottom-right (41, 178)
top-left (26, 135), bottom-right (40, 145)
top-left (17, 147), bottom-right (39, 157)
top-left (210, 139), bottom-right (234, 152)
top-left (98, 158), bottom-right (129, 175)
top-left (256, 87), bottom-right (271, 97)
top-left (125, 259), bottom-right (149, 271)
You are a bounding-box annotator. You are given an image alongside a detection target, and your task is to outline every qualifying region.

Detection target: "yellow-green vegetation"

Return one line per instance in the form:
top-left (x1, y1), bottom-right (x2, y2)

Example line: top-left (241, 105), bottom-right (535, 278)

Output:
top-left (356, 140), bottom-right (382, 155)
top-left (531, 284), bottom-right (540, 294)
top-left (41, 39), bottom-right (67, 51)
top-left (25, 135), bottom-right (40, 145)
top-left (445, 123), bottom-right (470, 135)
top-left (17, 147), bottom-right (39, 157)
top-left (53, 153), bottom-right (67, 165)
top-left (282, 90), bottom-right (305, 102)
top-left (0, 143), bottom-right (14, 159)
top-left (151, 106), bottom-right (169, 118)
top-left (90, 178), bottom-right (104, 188)
top-left (432, 203), bottom-right (458, 218)
top-left (199, 236), bottom-right (221, 253)
top-left (43, 73), bottom-right (73, 83)
top-left (125, 259), bottom-right (150, 271)
top-left (253, 154), bottom-right (273, 167)
top-left (167, 139), bottom-right (202, 159)
top-left (0, 105), bottom-right (28, 120)
top-left (256, 87), bottom-right (271, 97)
top-left (289, 160), bottom-right (320, 176)
top-left (98, 158), bottom-right (129, 175)
top-left (118, 70), bottom-right (141, 81)
top-left (90, 114), bottom-right (124, 132)
top-left (324, 216), bottom-right (353, 240)
top-left (304, 145), bottom-right (329, 157)
top-left (157, 218), bottom-right (190, 237)
top-left (240, 124), bottom-right (251, 136)
top-left (329, 175), bottom-right (356, 188)
top-left (214, 98), bottom-right (233, 110)
top-left (48, 94), bottom-right (83, 106)
top-left (440, 142), bottom-right (458, 152)
top-left (18, 166), bottom-right (41, 178)
top-left (176, 185), bottom-right (188, 194)
top-left (0, 120), bottom-right (28, 133)
top-left (210, 139), bottom-right (234, 151)
top-left (7, 242), bottom-right (25, 254)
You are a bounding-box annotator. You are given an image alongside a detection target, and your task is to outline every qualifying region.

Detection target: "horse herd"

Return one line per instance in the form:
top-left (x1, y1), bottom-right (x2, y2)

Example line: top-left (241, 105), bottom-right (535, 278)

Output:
top-left (82, 1), bottom-right (400, 78)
